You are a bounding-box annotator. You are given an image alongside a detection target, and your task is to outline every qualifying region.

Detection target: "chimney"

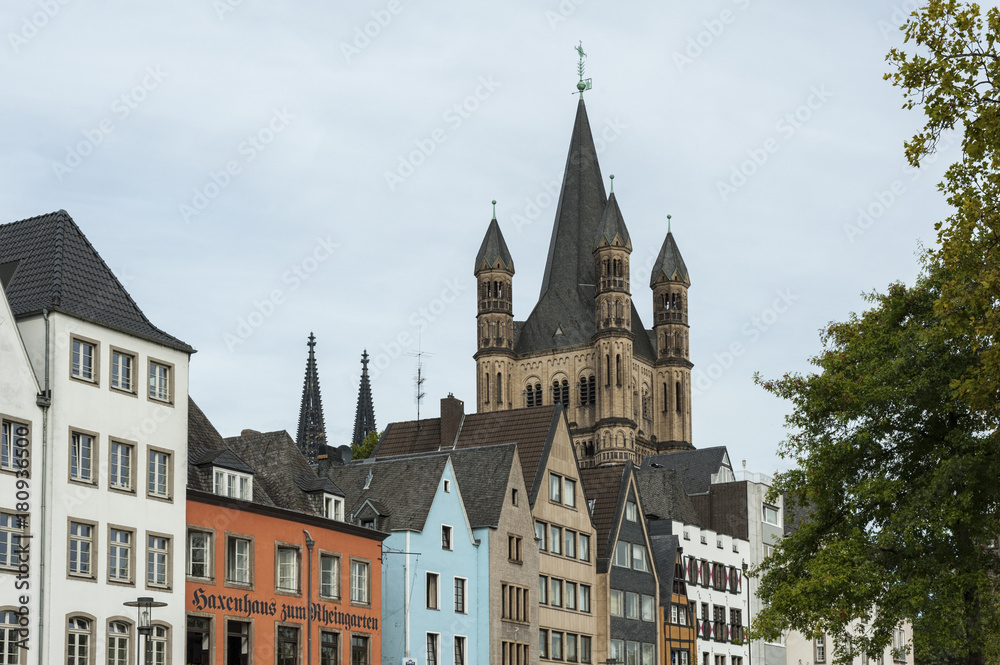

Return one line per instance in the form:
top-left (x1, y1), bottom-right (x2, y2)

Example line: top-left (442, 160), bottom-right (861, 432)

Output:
top-left (440, 393), bottom-right (464, 450)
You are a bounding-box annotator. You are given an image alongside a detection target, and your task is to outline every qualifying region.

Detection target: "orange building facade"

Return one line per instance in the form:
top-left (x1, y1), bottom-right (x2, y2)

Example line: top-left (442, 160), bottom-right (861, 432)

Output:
top-left (185, 490), bottom-right (386, 665)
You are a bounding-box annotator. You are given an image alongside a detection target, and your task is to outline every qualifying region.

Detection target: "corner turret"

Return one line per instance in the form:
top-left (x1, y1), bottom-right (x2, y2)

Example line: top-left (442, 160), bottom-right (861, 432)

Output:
top-left (474, 202), bottom-right (515, 412)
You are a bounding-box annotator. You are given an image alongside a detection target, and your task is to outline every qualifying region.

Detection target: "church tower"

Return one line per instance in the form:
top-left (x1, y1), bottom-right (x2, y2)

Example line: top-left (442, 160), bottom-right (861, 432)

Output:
top-left (592, 184), bottom-right (639, 464)
top-left (650, 223), bottom-right (694, 450)
top-left (473, 202), bottom-right (515, 412)
top-left (295, 332), bottom-right (328, 464)
top-left (352, 350), bottom-right (377, 446)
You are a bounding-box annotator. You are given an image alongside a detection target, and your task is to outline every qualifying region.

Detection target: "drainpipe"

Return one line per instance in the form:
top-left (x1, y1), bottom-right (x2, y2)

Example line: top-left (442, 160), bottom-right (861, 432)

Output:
top-left (35, 309), bottom-right (52, 665)
top-left (304, 530), bottom-right (315, 665)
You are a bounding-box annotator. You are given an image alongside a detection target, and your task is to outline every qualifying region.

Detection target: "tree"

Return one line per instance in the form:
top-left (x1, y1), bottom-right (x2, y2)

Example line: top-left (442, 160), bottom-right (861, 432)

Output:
top-left (886, 0), bottom-right (1000, 420)
top-left (351, 430), bottom-right (379, 460)
top-left (751, 270), bottom-right (1000, 665)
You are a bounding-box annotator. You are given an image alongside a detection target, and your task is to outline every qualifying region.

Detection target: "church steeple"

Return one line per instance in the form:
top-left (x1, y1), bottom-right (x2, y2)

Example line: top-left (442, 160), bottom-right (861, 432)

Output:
top-left (296, 332), bottom-right (327, 464)
top-left (352, 350), bottom-right (377, 446)
top-left (474, 202), bottom-right (516, 412)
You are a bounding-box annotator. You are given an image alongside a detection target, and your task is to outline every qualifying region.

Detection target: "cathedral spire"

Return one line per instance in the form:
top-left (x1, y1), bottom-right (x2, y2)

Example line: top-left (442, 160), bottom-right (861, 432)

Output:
top-left (296, 332), bottom-right (327, 464)
top-left (352, 350), bottom-right (377, 446)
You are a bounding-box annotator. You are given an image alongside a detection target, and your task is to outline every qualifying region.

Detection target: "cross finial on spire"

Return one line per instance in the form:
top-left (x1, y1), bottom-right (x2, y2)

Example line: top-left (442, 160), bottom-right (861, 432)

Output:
top-left (492, 199), bottom-right (497, 219)
top-left (308, 332), bottom-right (316, 349)
top-left (361, 349), bottom-right (370, 372)
top-left (575, 41), bottom-right (592, 98)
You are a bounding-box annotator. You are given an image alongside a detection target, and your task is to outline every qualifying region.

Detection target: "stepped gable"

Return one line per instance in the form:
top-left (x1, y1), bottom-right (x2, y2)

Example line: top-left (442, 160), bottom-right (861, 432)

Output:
top-left (0, 209), bottom-right (193, 352)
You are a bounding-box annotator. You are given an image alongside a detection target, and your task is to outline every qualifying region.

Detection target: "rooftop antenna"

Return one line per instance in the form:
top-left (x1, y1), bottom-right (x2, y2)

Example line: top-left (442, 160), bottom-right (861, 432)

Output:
top-left (575, 41), bottom-right (592, 98)
top-left (407, 337), bottom-right (433, 423)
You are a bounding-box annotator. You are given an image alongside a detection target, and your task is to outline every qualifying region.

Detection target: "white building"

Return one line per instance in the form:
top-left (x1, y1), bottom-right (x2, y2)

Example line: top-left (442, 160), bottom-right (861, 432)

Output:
top-left (785, 624), bottom-right (913, 665)
top-left (0, 210), bottom-right (193, 665)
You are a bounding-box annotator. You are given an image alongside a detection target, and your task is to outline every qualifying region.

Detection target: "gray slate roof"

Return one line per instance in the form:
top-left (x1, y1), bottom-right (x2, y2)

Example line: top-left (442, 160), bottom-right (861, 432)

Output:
top-left (578, 464), bottom-right (628, 570)
top-left (641, 447), bottom-right (732, 495)
top-left (0, 210), bottom-right (194, 353)
top-left (650, 231), bottom-right (690, 287)
top-left (594, 192), bottom-right (631, 249)
top-left (649, 532), bottom-right (681, 607)
top-left (475, 217), bottom-right (514, 273)
top-left (634, 466), bottom-right (702, 526)
top-left (448, 444), bottom-right (517, 529)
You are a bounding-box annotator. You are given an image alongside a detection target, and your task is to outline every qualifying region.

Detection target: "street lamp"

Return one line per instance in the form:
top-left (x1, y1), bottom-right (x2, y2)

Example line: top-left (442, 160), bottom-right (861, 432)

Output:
top-left (123, 597), bottom-right (167, 665)
top-left (304, 530), bottom-right (316, 665)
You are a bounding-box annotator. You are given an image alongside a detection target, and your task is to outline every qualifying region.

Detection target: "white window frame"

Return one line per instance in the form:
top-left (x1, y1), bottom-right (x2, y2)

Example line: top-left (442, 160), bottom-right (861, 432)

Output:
top-left (549, 472), bottom-right (562, 503)
top-left (1, 420), bottom-right (29, 473)
top-left (762, 504), bottom-right (780, 526)
top-left (110, 348), bottom-right (135, 393)
top-left (108, 527), bottom-right (133, 584)
top-left (625, 500), bottom-right (638, 522)
top-left (107, 620), bottom-right (130, 665)
top-left (350, 558), bottom-right (370, 604)
top-left (69, 521), bottom-right (94, 578)
top-left (147, 448), bottom-right (171, 499)
top-left (426, 571), bottom-right (440, 610)
top-left (276, 545), bottom-right (300, 593)
top-left (563, 477), bottom-right (576, 507)
top-left (71, 337), bottom-right (97, 383)
top-left (70, 431), bottom-right (95, 484)
top-left (320, 552), bottom-right (341, 599)
top-left (109, 440), bottom-right (133, 491)
top-left (147, 359), bottom-right (172, 403)
top-left (67, 616), bottom-right (92, 665)
top-left (226, 535), bottom-right (252, 585)
top-left (0, 512), bottom-right (24, 571)
top-left (146, 534), bottom-right (170, 588)
top-left (442, 525), bottom-right (453, 551)
top-left (324, 494), bottom-right (344, 521)
top-left (213, 468), bottom-right (251, 501)
top-left (187, 530), bottom-right (211, 579)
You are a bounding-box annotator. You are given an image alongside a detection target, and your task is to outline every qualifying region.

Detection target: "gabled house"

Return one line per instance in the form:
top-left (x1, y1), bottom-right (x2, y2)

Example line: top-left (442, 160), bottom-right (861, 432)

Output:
top-left (580, 462), bottom-right (659, 665)
top-left (372, 395), bottom-right (600, 665)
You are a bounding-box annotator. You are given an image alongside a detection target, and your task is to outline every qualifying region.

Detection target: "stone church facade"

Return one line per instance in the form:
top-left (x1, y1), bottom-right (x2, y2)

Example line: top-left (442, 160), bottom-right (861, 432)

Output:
top-left (474, 98), bottom-right (695, 468)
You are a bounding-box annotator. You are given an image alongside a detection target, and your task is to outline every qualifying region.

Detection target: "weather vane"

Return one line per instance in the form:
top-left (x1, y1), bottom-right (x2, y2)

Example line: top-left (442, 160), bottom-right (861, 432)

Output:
top-left (575, 41), bottom-right (592, 98)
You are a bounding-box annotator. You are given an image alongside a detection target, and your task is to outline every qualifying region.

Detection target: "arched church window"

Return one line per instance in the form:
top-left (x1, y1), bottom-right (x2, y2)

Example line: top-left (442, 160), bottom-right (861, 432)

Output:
top-left (616, 354), bottom-right (622, 387)
top-left (497, 372), bottom-right (503, 404)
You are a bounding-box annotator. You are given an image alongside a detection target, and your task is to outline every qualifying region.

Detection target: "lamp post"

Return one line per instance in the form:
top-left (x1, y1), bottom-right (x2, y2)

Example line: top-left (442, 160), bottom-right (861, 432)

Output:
top-left (304, 530), bottom-right (315, 665)
top-left (123, 597), bottom-right (167, 665)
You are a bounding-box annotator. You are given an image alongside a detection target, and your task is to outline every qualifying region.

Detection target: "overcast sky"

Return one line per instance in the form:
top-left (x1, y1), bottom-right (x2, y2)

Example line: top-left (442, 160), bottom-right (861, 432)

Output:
top-left (1, 0), bottom-right (961, 476)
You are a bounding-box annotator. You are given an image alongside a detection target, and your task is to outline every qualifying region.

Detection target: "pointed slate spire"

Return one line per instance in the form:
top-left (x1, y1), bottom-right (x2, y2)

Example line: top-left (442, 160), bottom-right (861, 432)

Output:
top-left (539, 98), bottom-right (607, 296)
top-left (474, 203), bottom-right (514, 274)
top-left (650, 230), bottom-right (690, 287)
top-left (352, 350), bottom-right (377, 447)
top-left (594, 190), bottom-right (631, 250)
top-left (295, 333), bottom-right (327, 464)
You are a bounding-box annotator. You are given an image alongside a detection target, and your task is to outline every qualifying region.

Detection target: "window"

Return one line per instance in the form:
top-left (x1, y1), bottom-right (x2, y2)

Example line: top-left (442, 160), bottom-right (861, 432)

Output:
top-left (0, 512), bottom-right (24, 571)
top-left (632, 544), bottom-right (649, 572)
top-left (1, 420), bottom-right (28, 473)
top-left (320, 553), bottom-right (341, 599)
top-left (109, 440), bottom-right (133, 491)
top-left (442, 525), bottom-right (453, 550)
top-left (149, 625), bottom-right (168, 665)
top-left (763, 504), bottom-right (780, 526)
top-left (320, 631), bottom-right (339, 665)
top-left (672, 651), bottom-right (690, 665)
top-left (110, 349), bottom-right (134, 392)
top-left (213, 469), bottom-right (251, 501)
top-left (147, 449), bottom-right (170, 498)
top-left (566, 634), bottom-right (578, 663)
top-left (625, 500), bottom-right (637, 522)
top-left (454, 636), bottom-right (467, 665)
top-left (511, 488), bottom-right (518, 506)
top-left (564, 478), bottom-right (576, 507)
top-left (188, 530), bottom-right (211, 579)
top-left (276, 546), bottom-right (300, 593)
top-left (609, 640), bottom-right (623, 665)
top-left (324, 494), bottom-right (344, 521)
top-left (565, 581), bottom-right (577, 610)
top-left (226, 536), bottom-right (251, 585)
top-left (579, 534), bottom-right (590, 561)
top-left (540, 630), bottom-right (549, 659)
top-left (502, 584), bottom-right (530, 623)
top-left (535, 521), bottom-right (546, 550)
top-left (712, 563), bottom-right (726, 590)
top-left (893, 626), bottom-right (907, 662)
top-left (549, 473), bottom-right (562, 502)
top-left (187, 616), bottom-right (211, 665)
top-left (581, 636), bottom-right (592, 664)
top-left (227, 620), bottom-right (250, 665)
top-left (426, 572), bottom-right (440, 609)
top-left (71, 337), bottom-right (96, 382)
top-left (625, 592), bottom-right (639, 619)
top-left (550, 525), bottom-right (562, 555)
top-left (552, 632), bottom-right (563, 660)
top-left (70, 431), bottom-right (95, 483)
top-left (147, 534), bottom-right (170, 588)
top-left (107, 621), bottom-right (130, 665)
top-left (426, 633), bottom-right (439, 665)
top-left (443, 479), bottom-right (451, 492)
top-left (613, 541), bottom-right (629, 568)
top-left (563, 530), bottom-right (576, 558)
top-left (69, 522), bottom-right (93, 577)
top-left (108, 528), bottom-right (132, 583)
top-left (815, 635), bottom-right (826, 663)
top-left (539, 575), bottom-right (548, 604)
top-left (550, 577), bottom-right (562, 607)
top-left (508, 534), bottom-right (523, 562)
top-left (641, 594), bottom-right (655, 621)
top-left (148, 360), bottom-right (171, 402)
top-left (351, 559), bottom-right (370, 604)
top-left (67, 617), bottom-right (91, 665)
top-left (277, 625), bottom-right (299, 665)
top-left (502, 641), bottom-right (530, 665)
top-left (454, 577), bottom-right (467, 613)
top-left (580, 584), bottom-right (591, 612)
top-left (763, 543), bottom-right (774, 559)
top-left (642, 643), bottom-right (655, 665)
top-left (351, 635), bottom-right (369, 665)
top-left (627, 642), bottom-right (640, 665)
top-left (1, 610), bottom-right (24, 664)
top-left (610, 589), bottom-right (623, 617)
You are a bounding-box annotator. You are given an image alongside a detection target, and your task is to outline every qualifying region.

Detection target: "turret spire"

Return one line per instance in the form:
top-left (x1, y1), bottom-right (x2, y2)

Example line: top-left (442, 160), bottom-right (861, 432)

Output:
top-left (296, 332), bottom-right (327, 464)
top-left (352, 350), bottom-right (377, 447)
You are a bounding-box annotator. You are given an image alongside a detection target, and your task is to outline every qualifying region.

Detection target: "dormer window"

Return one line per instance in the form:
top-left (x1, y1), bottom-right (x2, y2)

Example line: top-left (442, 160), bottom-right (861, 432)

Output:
top-left (324, 495), bottom-right (344, 521)
top-left (214, 469), bottom-right (252, 500)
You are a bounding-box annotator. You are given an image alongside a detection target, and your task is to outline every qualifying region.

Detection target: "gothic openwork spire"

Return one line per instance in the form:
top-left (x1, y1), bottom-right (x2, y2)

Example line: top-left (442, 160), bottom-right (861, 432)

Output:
top-left (352, 350), bottom-right (377, 447)
top-left (296, 332), bottom-right (328, 464)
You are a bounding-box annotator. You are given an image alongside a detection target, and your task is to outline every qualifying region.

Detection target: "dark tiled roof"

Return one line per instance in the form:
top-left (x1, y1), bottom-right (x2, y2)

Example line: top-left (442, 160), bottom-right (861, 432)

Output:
top-left (594, 192), bottom-right (631, 249)
top-left (322, 455), bottom-right (449, 532)
top-left (475, 217), bottom-right (514, 273)
top-left (649, 532), bottom-right (681, 607)
top-left (224, 430), bottom-right (324, 514)
top-left (192, 448), bottom-right (256, 475)
top-left (579, 465), bottom-right (627, 567)
top-left (373, 404), bottom-right (562, 506)
top-left (650, 232), bottom-right (690, 287)
top-left (634, 466), bottom-right (702, 526)
top-left (641, 447), bottom-right (732, 495)
top-left (449, 444), bottom-right (517, 529)
top-left (295, 475), bottom-right (345, 497)
top-left (0, 210), bottom-right (193, 353)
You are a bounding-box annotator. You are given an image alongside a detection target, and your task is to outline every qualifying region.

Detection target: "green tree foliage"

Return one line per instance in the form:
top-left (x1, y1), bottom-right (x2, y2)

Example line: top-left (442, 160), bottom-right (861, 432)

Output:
top-left (751, 271), bottom-right (1000, 665)
top-left (886, 0), bottom-right (1000, 419)
top-left (351, 430), bottom-right (379, 460)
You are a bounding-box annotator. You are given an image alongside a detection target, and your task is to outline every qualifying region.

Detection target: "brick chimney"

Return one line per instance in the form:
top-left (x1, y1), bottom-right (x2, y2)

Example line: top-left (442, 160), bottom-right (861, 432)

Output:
top-left (440, 393), bottom-right (464, 449)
